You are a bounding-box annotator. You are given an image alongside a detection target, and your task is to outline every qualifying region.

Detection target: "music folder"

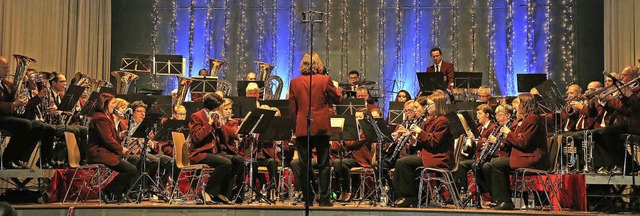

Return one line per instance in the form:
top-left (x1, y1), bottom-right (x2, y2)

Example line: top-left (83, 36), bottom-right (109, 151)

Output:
top-left (330, 115), bottom-right (360, 141)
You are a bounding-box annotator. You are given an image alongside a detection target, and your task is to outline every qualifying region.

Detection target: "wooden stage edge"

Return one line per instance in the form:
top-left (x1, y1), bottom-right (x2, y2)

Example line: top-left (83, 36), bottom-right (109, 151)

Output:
top-left (12, 202), bottom-right (597, 216)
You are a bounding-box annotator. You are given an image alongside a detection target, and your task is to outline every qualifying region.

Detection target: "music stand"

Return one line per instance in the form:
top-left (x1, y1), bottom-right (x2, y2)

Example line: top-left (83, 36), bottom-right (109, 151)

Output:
top-left (260, 100), bottom-right (290, 117)
top-left (127, 116), bottom-right (163, 203)
top-left (237, 81), bottom-right (264, 97)
top-left (229, 96), bottom-right (257, 118)
top-left (445, 111), bottom-right (467, 138)
top-left (58, 85), bottom-right (84, 112)
top-left (416, 72), bottom-right (447, 92)
top-left (335, 98), bottom-right (366, 115)
top-left (190, 77), bottom-right (217, 93)
top-left (148, 95), bottom-right (172, 118)
top-left (236, 108), bottom-right (277, 204)
top-left (387, 102), bottom-right (405, 125)
top-left (454, 72), bottom-right (483, 89)
top-left (79, 92), bottom-right (101, 117)
top-left (258, 117), bottom-right (292, 141)
top-left (153, 119), bottom-right (189, 143)
top-left (154, 55), bottom-right (184, 76)
top-left (182, 101), bottom-right (203, 118)
top-left (358, 118), bottom-right (393, 143)
top-left (120, 53), bottom-right (152, 72)
top-left (516, 74), bottom-right (547, 93)
top-left (330, 115), bottom-right (360, 142)
top-left (535, 80), bottom-right (565, 112)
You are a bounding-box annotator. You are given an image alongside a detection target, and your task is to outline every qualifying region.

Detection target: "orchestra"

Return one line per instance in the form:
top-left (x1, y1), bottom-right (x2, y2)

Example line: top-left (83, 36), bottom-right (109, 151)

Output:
top-left (0, 52), bottom-right (639, 212)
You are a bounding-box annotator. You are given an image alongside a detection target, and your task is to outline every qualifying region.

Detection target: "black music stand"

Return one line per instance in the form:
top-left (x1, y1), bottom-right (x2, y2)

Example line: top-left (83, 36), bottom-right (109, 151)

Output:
top-left (182, 101), bottom-right (203, 118)
top-left (358, 118), bottom-right (393, 143)
top-left (190, 77), bottom-right (217, 93)
top-left (387, 102), bottom-right (405, 125)
top-left (229, 96), bottom-right (257, 118)
top-left (260, 100), bottom-right (290, 118)
top-left (516, 74), bottom-right (547, 93)
top-left (58, 85), bottom-right (84, 113)
top-left (258, 117), bottom-right (292, 141)
top-left (153, 119), bottom-right (189, 143)
top-left (335, 98), bottom-right (366, 115)
top-left (454, 72), bottom-right (484, 102)
top-left (80, 92), bottom-right (101, 117)
top-left (356, 115), bottom-right (395, 207)
top-left (148, 95), bottom-right (172, 118)
top-left (237, 81), bottom-right (264, 97)
top-left (535, 80), bottom-right (565, 134)
top-left (417, 72), bottom-right (447, 92)
top-left (236, 108), bottom-right (277, 204)
top-left (329, 115), bottom-right (360, 142)
top-left (154, 55), bottom-right (184, 76)
top-left (121, 53), bottom-right (152, 72)
top-left (446, 111), bottom-right (468, 138)
top-left (127, 116), bottom-right (163, 203)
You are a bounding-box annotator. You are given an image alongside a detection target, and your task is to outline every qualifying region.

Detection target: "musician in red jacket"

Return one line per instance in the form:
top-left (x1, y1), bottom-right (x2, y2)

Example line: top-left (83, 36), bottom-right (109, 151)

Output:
top-left (393, 90), bottom-right (454, 207)
top-left (453, 104), bottom-right (496, 194)
top-left (485, 93), bottom-right (547, 210)
top-left (288, 52), bottom-right (342, 206)
top-left (426, 48), bottom-right (455, 90)
top-left (189, 93), bottom-right (233, 204)
top-left (87, 93), bottom-right (139, 203)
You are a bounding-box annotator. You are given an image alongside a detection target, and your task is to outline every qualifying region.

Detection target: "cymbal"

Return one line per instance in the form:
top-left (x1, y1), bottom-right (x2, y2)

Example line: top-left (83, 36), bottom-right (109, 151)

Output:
top-left (353, 80), bottom-right (377, 86)
top-left (339, 83), bottom-right (355, 88)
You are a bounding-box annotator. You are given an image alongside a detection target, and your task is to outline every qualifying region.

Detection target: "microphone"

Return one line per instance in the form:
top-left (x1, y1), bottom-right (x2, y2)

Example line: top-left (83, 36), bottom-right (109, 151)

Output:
top-left (603, 71), bottom-right (623, 85)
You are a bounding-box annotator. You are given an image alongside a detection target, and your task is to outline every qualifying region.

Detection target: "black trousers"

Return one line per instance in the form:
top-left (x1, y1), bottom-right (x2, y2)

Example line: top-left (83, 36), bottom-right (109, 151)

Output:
top-left (225, 154), bottom-right (245, 198)
top-left (0, 116), bottom-right (41, 165)
top-left (252, 157), bottom-right (279, 189)
top-left (485, 157), bottom-right (512, 203)
top-left (295, 135), bottom-right (331, 202)
top-left (127, 154), bottom-right (174, 190)
top-left (454, 159), bottom-right (492, 194)
top-left (198, 153), bottom-right (232, 196)
top-left (291, 158), bottom-right (317, 190)
top-left (332, 158), bottom-right (360, 192)
top-left (105, 158), bottom-right (139, 197)
top-left (393, 155), bottom-right (423, 199)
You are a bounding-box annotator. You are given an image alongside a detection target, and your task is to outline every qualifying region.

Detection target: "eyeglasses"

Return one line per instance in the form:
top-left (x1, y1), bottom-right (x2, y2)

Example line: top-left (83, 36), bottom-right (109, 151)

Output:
top-left (134, 109), bottom-right (145, 113)
top-left (403, 109), bottom-right (415, 114)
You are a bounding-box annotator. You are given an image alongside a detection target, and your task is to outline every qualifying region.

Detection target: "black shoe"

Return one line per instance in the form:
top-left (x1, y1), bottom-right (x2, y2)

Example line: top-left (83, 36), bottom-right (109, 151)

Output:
top-left (491, 201), bottom-right (515, 210)
top-left (597, 167), bottom-right (611, 175)
top-left (394, 197), bottom-right (418, 208)
top-left (100, 192), bottom-right (116, 204)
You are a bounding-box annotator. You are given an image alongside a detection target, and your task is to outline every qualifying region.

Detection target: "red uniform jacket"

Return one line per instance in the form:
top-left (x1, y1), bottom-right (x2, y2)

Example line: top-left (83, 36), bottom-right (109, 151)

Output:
top-left (0, 79), bottom-right (15, 115)
top-left (589, 100), bottom-right (617, 129)
top-left (426, 61), bottom-right (455, 89)
top-left (473, 121), bottom-right (496, 159)
top-left (416, 115), bottom-right (454, 170)
top-left (220, 118), bottom-right (242, 156)
top-left (288, 74), bottom-right (342, 137)
top-left (87, 111), bottom-right (123, 167)
top-left (504, 114), bottom-right (548, 169)
top-left (606, 91), bottom-right (640, 134)
top-left (189, 109), bottom-right (221, 163)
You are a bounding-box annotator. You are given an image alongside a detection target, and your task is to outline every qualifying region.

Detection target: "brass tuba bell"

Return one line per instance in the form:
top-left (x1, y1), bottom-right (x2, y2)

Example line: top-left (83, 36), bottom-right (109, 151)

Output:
top-left (255, 61), bottom-right (275, 81)
top-left (111, 71), bottom-right (139, 94)
top-left (174, 75), bottom-right (193, 107)
top-left (208, 59), bottom-right (225, 78)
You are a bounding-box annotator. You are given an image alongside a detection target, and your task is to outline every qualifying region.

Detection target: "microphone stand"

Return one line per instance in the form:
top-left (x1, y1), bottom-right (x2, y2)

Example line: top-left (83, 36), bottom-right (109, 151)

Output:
top-left (301, 10), bottom-right (323, 216)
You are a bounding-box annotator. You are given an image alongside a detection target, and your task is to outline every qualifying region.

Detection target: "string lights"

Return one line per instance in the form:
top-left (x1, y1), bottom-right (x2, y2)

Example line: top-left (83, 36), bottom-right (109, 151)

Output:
top-left (340, 0), bottom-right (347, 79)
top-left (325, 0), bottom-right (331, 72)
top-left (431, 0), bottom-right (440, 47)
top-left (525, 0), bottom-right (535, 74)
top-left (450, 0), bottom-right (459, 68)
top-left (378, 0), bottom-right (385, 101)
top-left (204, 0), bottom-right (214, 67)
top-left (506, 0), bottom-right (514, 95)
top-left (360, 0), bottom-right (366, 74)
top-left (258, 0), bottom-right (265, 61)
top-left (486, 0), bottom-right (496, 92)
top-left (287, 0), bottom-right (295, 81)
top-left (188, 0), bottom-right (195, 76)
top-left (222, 0), bottom-right (231, 80)
top-left (169, 0), bottom-right (177, 54)
top-left (470, 0), bottom-right (477, 71)
top-left (544, 0), bottom-right (552, 79)
top-left (151, 0), bottom-right (159, 56)
top-left (272, 0), bottom-right (278, 77)
top-left (561, 0), bottom-right (575, 85)
top-left (395, 0), bottom-right (402, 90)
top-left (239, 0), bottom-right (247, 75)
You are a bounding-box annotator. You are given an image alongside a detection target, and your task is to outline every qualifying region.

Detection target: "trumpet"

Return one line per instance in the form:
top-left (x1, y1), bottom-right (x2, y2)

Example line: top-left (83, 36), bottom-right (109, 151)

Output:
top-left (582, 130), bottom-right (594, 173)
top-left (563, 136), bottom-right (578, 173)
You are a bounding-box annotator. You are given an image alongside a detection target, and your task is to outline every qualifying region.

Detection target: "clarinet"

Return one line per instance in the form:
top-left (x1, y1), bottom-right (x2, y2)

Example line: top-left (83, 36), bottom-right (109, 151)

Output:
top-left (474, 114), bottom-right (515, 167)
top-left (384, 110), bottom-right (428, 165)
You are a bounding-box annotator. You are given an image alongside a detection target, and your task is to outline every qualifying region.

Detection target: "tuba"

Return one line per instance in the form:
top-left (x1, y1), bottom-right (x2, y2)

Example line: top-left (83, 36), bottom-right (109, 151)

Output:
top-left (255, 61), bottom-right (275, 81)
top-left (174, 75), bottom-right (193, 107)
top-left (12, 55), bottom-right (37, 115)
top-left (217, 79), bottom-right (232, 97)
top-left (208, 59), bottom-right (225, 78)
top-left (264, 76), bottom-right (283, 100)
top-left (111, 71), bottom-right (139, 94)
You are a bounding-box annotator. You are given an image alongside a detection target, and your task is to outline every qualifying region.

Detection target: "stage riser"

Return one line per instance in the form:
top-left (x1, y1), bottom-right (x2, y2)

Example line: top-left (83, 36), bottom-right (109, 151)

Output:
top-left (15, 208), bottom-right (592, 216)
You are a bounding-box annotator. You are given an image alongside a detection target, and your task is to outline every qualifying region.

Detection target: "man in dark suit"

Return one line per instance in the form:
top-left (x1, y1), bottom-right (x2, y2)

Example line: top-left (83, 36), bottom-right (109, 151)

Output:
top-left (426, 47), bottom-right (455, 90)
top-left (288, 52), bottom-right (342, 206)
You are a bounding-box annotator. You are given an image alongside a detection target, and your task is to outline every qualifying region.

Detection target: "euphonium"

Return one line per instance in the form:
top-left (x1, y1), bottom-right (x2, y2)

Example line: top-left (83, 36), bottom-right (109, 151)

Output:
top-left (264, 75), bottom-right (283, 100)
top-left (582, 130), bottom-right (594, 173)
top-left (111, 71), bottom-right (139, 94)
top-left (564, 136), bottom-right (578, 173)
top-left (208, 59), bottom-right (225, 78)
top-left (255, 61), bottom-right (275, 81)
top-left (174, 75), bottom-right (193, 107)
top-left (11, 54), bottom-right (37, 115)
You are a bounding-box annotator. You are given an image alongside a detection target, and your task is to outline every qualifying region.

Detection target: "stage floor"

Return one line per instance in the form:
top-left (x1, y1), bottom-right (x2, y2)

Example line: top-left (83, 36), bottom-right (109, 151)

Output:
top-left (12, 202), bottom-right (598, 216)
